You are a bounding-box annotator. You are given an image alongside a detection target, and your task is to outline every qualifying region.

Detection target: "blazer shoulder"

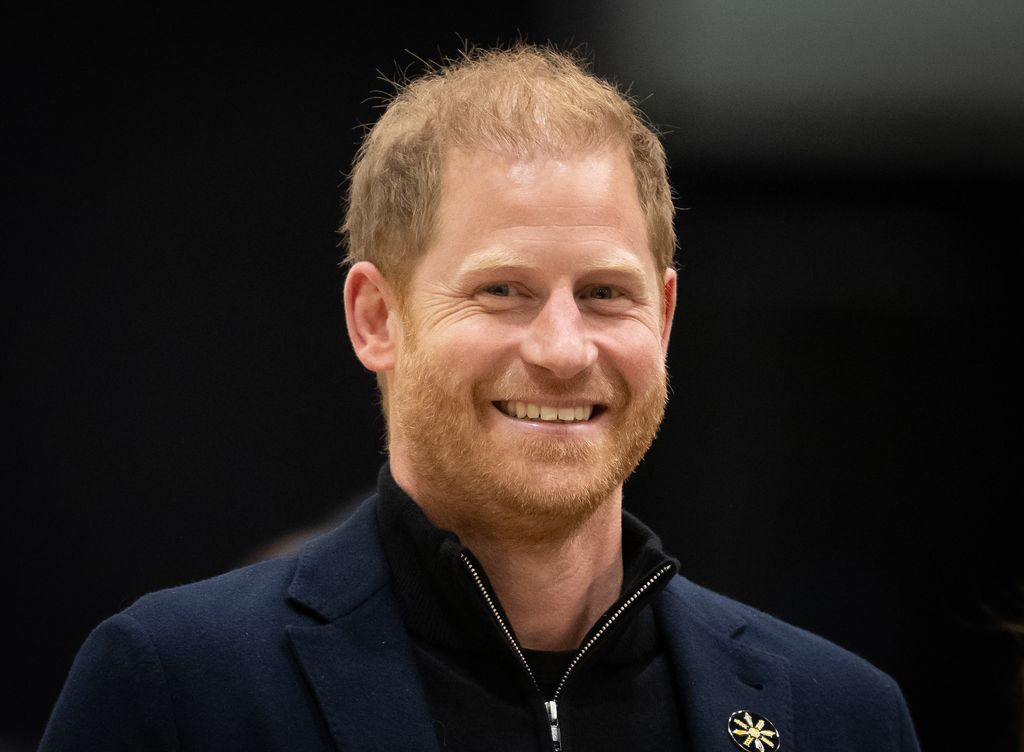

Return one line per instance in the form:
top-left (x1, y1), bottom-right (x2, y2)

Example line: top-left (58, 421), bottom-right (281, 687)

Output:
top-left (122, 495), bottom-right (385, 635)
top-left (43, 498), bottom-right (417, 752)
top-left (662, 575), bottom-right (902, 692)
top-left (657, 576), bottom-right (919, 750)
top-left (125, 552), bottom-right (303, 631)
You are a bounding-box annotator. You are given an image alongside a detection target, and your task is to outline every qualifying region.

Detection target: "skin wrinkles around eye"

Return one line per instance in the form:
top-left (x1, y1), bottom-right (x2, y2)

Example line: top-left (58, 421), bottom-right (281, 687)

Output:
top-left (474, 284), bottom-right (647, 327)
top-left (480, 282), bottom-right (631, 301)
top-left (468, 280), bottom-right (661, 343)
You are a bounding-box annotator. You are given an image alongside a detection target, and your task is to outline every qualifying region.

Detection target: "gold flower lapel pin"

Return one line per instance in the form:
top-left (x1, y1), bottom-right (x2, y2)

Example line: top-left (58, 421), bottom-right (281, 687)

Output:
top-left (727, 709), bottom-right (780, 751)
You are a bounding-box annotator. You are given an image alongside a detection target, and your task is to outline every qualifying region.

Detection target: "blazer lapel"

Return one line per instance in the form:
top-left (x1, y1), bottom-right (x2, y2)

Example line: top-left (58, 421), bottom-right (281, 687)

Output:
top-left (284, 497), bottom-right (439, 752)
top-left (656, 578), bottom-right (795, 752)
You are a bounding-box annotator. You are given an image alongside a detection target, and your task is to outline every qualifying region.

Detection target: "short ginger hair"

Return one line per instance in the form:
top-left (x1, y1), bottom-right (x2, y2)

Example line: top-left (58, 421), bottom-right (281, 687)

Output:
top-left (340, 44), bottom-right (676, 292)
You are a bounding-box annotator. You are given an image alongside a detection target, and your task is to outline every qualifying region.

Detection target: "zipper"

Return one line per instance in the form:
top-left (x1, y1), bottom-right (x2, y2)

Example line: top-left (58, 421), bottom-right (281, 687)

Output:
top-left (544, 699), bottom-right (561, 750)
top-left (460, 552), bottom-right (673, 751)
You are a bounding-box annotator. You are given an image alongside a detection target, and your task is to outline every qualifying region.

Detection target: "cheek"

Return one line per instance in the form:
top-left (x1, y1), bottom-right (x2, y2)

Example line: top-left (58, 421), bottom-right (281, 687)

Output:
top-left (602, 325), bottom-right (666, 369)
top-left (422, 321), bottom-right (512, 384)
top-left (440, 317), bottom-right (520, 358)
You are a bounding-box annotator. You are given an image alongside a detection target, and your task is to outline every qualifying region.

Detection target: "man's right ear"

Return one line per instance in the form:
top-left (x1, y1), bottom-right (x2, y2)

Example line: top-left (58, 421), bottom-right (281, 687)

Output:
top-left (344, 261), bottom-right (400, 373)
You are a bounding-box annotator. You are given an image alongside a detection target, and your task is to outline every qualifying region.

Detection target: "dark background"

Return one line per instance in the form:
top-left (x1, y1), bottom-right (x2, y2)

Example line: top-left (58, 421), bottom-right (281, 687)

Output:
top-left (4, 5), bottom-right (1020, 750)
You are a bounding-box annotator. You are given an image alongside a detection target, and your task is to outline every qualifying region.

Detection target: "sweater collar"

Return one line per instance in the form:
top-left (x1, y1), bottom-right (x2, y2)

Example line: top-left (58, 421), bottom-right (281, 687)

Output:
top-left (374, 462), bottom-right (678, 659)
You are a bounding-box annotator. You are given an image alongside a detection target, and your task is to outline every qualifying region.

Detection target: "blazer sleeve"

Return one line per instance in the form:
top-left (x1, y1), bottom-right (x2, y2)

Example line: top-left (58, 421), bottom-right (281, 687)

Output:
top-left (39, 612), bottom-right (180, 752)
top-left (888, 673), bottom-right (921, 752)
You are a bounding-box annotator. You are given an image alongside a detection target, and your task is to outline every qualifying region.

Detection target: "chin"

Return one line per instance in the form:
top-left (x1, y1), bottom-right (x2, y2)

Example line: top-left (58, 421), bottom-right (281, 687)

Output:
top-left (444, 448), bottom-right (625, 543)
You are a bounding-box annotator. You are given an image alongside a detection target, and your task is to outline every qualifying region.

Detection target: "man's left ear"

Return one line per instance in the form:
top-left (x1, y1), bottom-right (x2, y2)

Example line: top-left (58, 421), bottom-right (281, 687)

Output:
top-left (660, 268), bottom-right (677, 356)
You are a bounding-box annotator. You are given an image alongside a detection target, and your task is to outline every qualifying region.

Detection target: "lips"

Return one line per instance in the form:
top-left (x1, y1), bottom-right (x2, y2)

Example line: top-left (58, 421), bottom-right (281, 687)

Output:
top-left (493, 400), bottom-right (603, 423)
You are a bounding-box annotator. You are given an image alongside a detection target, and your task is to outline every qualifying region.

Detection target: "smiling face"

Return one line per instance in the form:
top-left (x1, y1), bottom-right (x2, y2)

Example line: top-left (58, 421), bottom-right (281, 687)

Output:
top-left (385, 146), bottom-right (676, 543)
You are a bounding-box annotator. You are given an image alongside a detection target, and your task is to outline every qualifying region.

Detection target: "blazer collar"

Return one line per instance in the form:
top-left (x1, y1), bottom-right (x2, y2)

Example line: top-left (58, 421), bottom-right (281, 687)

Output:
top-left (656, 577), bottom-right (795, 752)
top-left (285, 496), bottom-right (440, 752)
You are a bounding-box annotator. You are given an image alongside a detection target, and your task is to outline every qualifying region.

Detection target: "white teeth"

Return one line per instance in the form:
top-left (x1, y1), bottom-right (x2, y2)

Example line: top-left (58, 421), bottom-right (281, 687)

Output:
top-left (498, 401), bottom-right (597, 422)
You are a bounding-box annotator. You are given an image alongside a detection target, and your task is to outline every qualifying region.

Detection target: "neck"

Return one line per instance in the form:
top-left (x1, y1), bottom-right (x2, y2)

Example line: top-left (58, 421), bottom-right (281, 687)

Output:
top-left (388, 451), bottom-right (627, 651)
top-left (459, 492), bottom-right (624, 651)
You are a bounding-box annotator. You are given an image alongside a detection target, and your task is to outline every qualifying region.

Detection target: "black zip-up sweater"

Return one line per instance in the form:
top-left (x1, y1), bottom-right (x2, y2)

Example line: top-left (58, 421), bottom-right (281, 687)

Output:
top-left (375, 465), bottom-right (687, 751)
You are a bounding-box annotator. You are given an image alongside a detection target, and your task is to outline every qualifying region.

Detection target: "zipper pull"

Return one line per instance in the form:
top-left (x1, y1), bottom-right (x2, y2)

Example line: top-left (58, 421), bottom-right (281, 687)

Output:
top-left (544, 699), bottom-right (562, 751)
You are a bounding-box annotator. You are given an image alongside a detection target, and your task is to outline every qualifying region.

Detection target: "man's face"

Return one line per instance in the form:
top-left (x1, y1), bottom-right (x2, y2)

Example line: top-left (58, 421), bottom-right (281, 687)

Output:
top-left (386, 146), bottom-right (675, 543)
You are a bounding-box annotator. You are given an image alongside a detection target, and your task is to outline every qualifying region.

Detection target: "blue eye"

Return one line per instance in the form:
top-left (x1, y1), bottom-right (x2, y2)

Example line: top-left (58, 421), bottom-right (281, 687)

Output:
top-left (484, 283), bottom-right (513, 296)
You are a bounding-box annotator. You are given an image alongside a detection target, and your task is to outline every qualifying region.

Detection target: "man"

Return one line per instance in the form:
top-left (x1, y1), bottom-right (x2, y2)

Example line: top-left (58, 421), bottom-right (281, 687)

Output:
top-left (41, 45), bottom-right (920, 751)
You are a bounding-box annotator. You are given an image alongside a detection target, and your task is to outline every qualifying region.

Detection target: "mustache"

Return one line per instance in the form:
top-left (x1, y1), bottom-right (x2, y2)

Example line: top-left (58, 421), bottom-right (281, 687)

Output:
top-left (482, 367), bottom-right (626, 407)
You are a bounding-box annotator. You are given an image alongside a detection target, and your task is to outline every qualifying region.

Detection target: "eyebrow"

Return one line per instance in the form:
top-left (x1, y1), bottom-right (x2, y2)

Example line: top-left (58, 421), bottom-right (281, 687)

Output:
top-left (456, 249), bottom-right (650, 279)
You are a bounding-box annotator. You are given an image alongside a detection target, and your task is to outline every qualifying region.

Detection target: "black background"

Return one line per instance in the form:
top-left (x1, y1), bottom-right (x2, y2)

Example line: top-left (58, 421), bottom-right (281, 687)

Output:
top-left (4, 7), bottom-right (1019, 750)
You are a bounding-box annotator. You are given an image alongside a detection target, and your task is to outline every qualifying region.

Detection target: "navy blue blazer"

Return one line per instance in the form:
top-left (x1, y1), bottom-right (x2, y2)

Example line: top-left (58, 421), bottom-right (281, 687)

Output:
top-left (41, 498), bottom-right (920, 751)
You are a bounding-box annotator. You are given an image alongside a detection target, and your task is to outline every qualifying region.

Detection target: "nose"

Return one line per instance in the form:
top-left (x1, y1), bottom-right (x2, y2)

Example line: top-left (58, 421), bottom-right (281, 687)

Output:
top-left (520, 288), bottom-right (598, 379)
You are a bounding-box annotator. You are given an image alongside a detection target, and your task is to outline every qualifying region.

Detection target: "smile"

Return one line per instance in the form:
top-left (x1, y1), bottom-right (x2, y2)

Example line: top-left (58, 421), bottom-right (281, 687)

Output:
top-left (493, 400), bottom-right (603, 423)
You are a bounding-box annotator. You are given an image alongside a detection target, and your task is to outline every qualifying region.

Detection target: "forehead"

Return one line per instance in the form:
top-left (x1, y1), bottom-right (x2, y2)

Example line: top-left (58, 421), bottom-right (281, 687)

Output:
top-left (418, 146), bottom-right (653, 277)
